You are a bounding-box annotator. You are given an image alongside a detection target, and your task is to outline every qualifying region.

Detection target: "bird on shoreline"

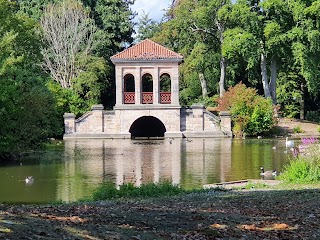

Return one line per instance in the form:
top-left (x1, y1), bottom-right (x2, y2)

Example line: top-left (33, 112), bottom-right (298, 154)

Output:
top-left (260, 167), bottom-right (277, 178)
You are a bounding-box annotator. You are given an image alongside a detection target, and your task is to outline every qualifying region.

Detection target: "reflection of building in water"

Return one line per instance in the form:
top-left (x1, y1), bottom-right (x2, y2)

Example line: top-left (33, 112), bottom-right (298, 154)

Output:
top-left (115, 140), bottom-right (181, 187)
top-left (58, 138), bottom-right (231, 202)
top-left (180, 138), bottom-right (232, 189)
top-left (58, 139), bottom-right (182, 201)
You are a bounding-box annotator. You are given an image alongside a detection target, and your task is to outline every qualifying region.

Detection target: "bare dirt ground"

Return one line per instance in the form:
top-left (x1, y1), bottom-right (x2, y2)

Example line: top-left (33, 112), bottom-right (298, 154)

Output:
top-left (1, 188), bottom-right (320, 239)
top-left (277, 118), bottom-right (320, 137)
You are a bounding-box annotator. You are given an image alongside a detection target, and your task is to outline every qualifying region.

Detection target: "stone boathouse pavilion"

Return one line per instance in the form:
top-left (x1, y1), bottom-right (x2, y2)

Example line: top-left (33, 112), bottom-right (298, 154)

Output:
top-left (63, 39), bottom-right (231, 139)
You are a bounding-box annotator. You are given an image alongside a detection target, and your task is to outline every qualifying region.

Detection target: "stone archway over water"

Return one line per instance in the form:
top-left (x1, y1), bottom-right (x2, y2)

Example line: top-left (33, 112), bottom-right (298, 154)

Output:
top-left (129, 116), bottom-right (166, 139)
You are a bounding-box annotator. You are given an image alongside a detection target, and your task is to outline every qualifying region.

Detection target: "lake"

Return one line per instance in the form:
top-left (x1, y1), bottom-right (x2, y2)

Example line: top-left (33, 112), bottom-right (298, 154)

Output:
top-left (0, 138), bottom-right (293, 204)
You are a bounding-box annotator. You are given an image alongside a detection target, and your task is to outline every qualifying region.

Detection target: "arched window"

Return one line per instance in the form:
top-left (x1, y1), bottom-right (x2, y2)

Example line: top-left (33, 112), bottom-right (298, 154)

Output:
top-left (124, 74), bottom-right (135, 104)
top-left (160, 73), bottom-right (171, 104)
top-left (142, 73), bottom-right (153, 104)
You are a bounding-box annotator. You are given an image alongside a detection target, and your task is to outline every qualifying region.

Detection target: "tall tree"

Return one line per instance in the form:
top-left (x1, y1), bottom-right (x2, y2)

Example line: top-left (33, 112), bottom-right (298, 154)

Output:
top-left (136, 11), bottom-right (160, 42)
top-left (291, 0), bottom-right (320, 95)
top-left (17, 0), bottom-right (56, 20)
top-left (219, 0), bottom-right (294, 105)
top-left (77, 0), bottom-right (136, 107)
top-left (40, 0), bottom-right (97, 89)
top-left (0, 0), bottom-right (57, 158)
top-left (40, 0), bottom-right (109, 116)
top-left (82, 0), bottom-right (136, 59)
top-left (154, 0), bottom-right (231, 104)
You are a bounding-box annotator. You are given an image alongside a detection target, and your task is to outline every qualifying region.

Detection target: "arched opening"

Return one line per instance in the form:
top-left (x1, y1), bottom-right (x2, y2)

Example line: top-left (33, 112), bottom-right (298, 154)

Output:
top-left (160, 73), bottom-right (171, 104)
top-left (130, 116), bottom-right (166, 139)
top-left (124, 74), bottom-right (135, 104)
top-left (142, 73), bottom-right (153, 104)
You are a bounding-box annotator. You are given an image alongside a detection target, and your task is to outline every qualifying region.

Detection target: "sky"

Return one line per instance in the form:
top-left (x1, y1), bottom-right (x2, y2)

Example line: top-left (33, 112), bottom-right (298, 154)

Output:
top-left (131, 0), bottom-right (172, 22)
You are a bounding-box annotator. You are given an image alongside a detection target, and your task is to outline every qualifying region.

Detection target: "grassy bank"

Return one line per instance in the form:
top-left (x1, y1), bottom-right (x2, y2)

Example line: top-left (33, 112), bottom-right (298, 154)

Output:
top-left (91, 181), bottom-right (196, 201)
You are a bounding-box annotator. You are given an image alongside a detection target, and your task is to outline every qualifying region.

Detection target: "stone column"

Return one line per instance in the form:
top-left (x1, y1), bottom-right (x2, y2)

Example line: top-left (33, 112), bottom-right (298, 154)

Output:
top-left (153, 67), bottom-right (159, 104)
top-left (135, 67), bottom-right (141, 104)
top-left (191, 104), bottom-right (205, 131)
top-left (171, 64), bottom-right (180, 106)
top-left (63, 113), bottom-right (76, 134)
top-left (220, 111), bottom-right (232, 136)
top-left (91, 104), bottom-right (104, 133)
top-left (115, 65), bottom-right (123, 106)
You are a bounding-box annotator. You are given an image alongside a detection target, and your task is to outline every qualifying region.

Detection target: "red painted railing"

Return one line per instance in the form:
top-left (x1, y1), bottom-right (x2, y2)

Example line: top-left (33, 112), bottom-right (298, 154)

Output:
top-left (160, 92), bottom-right (171, 104)
top-left (142, 92), bottom-right (153, 104)
top-left (124, 92), bottom-right (135, 104)
top-left (124, 92), bottom-right (171, 104)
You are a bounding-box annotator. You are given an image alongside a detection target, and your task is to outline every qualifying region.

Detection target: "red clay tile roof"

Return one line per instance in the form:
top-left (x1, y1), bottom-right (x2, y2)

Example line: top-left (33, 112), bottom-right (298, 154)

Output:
top-left (111, 39), bottom-right (183, 61)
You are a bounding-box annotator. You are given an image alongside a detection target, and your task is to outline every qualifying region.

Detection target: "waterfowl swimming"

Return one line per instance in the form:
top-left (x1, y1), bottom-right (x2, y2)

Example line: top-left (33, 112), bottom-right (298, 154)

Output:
top-left (25, 176), bottom-right (34, 185)
top-left (286, 137), bottom-right (294, 148)
top-left (260, 167), bottom-right (277, 177)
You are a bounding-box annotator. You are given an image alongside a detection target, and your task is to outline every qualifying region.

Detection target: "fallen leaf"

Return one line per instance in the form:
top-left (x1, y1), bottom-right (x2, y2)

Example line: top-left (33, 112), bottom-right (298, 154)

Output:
top-left (210, 223), bottom-right (228, 229)
top-left (239, 224), bottom-right (257, 230)
top-left (0, 227), bottom-right (11, 233)
top-left (272, 223), bottom-right (290, 230)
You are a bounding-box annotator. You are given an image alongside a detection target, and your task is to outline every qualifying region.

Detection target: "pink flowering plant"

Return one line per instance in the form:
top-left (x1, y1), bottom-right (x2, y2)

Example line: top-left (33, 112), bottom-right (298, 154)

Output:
top-left (279, 137), bottom-right (320, 183)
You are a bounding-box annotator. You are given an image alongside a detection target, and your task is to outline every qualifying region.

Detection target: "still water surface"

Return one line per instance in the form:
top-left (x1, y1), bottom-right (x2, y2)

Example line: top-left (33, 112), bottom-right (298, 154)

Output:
top-left (0, 138), bottom-right (293, 204)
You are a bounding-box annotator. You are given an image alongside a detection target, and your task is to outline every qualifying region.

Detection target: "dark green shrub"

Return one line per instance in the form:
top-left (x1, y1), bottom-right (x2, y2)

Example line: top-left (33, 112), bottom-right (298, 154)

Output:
top-left (217, 83), bottom-right (276, 137)
top-left (306, 111), bottom-right (320, 123)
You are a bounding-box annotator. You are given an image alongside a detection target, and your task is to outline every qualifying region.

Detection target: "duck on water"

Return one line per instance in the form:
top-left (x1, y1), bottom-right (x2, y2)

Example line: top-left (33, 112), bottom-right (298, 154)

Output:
top-left (25, 176), bottom-right (34, 185)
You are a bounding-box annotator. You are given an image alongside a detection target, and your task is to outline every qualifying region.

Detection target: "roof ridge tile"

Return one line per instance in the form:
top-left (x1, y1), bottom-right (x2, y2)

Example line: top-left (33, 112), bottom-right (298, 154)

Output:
top-left (111, 39), bottom-right (183, 61)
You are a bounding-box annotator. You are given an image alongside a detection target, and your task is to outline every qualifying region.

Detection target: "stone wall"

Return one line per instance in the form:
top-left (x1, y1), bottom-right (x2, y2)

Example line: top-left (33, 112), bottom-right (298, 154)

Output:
top-left (63, 104), bottom-right (232, 139)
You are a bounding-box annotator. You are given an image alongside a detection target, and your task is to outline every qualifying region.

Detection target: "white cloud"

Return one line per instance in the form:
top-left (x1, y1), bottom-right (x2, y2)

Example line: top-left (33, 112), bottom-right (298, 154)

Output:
top-left (131, 0), bottom-right (171, 22)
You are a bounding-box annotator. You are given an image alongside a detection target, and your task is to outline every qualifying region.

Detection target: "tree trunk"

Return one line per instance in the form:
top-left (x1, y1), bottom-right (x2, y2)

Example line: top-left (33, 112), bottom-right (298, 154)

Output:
top-left (199, 72), bottom-right (208, 98)
top-left (215, 19), bottom-right (226, 97)
top-left (300, 83), bottom-right (305, 120)
top-left (261, 52), bottom-right (271, 98)
top-left (269, 56), bottom-right (277, 104)
top-left (219, 57), bottom-right (226, 97)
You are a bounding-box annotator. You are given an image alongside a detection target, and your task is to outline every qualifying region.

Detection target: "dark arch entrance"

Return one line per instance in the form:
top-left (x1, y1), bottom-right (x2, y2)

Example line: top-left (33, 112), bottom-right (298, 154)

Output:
top-left (129, 116), bottom-right (166, 139)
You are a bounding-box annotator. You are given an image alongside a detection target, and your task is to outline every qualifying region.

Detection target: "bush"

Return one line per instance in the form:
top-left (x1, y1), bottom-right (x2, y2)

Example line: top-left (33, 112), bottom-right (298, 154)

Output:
top-left (92, 181), bottom-right (183, 200)
top-left (279, 143), bottom-right (320, 183)
top-left (216, 83), bottom-right (276, 137)
top-left (293, 126), bottom-right (304, 134)
top-left (306, 111), bottom-right (320, 123)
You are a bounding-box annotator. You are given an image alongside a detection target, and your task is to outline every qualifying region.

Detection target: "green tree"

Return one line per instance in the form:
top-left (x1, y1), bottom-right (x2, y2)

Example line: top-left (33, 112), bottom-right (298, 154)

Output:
top-left (154, 0), bottom-right (230, 105)
top-left (0, 0), bottom-right (58, 159)
top-left (289, 0), bottom-right (320, 96)
top-left (40, 0), bottom-right (108, 115)
top-left (218, 0), bottom-right (289, 104)
top-left (136, 11), bottom-right (160, 42)
top-left (83, 0), bottom-right (136, 60)
top-left (40, 0), bottom-right (98, 88)
top-left (17, 0), bottom-right (136, 109)
top-left (85, 0), bottom-right (135, 108)
top-left (17, 0), bottom-right (57, 20)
